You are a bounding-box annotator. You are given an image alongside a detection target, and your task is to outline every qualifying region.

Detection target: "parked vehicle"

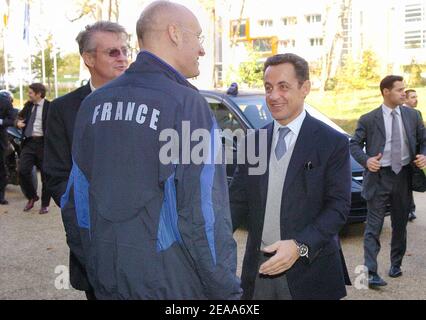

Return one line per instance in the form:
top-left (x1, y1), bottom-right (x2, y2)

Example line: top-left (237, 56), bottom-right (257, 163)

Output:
top-left (200, 85), bottom-right (367, 224)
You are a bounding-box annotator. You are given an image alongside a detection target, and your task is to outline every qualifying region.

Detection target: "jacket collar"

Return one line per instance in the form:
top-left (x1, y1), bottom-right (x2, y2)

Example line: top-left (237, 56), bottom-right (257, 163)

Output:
top-left (127, 51), bottom-right (198, 91)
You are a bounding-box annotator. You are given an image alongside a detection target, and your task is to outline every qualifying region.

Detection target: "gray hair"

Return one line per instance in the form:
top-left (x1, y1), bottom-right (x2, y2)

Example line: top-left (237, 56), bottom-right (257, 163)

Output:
top-left (76, 21), bottom-right (128, 55)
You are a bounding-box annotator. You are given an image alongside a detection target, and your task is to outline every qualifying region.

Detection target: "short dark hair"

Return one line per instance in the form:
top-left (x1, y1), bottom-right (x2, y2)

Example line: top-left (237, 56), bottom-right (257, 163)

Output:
top-left (380, 75), bottom-right (403, 95)
top-left (263, 53), bottom-right (310, 86)
top-left (29, 83), bottom-right (46, 99)
top-left (405, 89), bottom-right (416, 96)
top-left (76, 21), bottom-right (127, 55)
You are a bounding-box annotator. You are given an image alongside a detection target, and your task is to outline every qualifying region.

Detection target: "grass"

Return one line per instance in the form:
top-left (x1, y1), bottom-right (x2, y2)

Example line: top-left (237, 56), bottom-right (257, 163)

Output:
top-left (306, 87), bottom-right (426, 134)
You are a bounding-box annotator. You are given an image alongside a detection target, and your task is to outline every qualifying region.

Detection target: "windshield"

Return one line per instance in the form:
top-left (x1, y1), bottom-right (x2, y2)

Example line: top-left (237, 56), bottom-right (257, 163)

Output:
top-left (230, 95), bottom-right (347, 135)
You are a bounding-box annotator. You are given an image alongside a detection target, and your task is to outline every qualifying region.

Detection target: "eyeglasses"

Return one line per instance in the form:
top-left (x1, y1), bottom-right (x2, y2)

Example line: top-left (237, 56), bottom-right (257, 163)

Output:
top-left (90, 47), bottom-right (129, 58)
top-left (180, 26), bottom-right (205, 45)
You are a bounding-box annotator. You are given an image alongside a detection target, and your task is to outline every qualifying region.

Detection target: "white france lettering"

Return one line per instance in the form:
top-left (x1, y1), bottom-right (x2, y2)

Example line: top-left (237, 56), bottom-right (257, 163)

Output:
top-left (135, 104), bottom-right (148, 124)
top-left (101, 102), bottom-right (112, 121)
top-left (150, 108), bottom-right (160, 131)
top-left (115, 102), bottom-right (124, 121)
top-left (92, 105), bottom-right (101, 124)
top-left (125, 102), bottom-right (136, 121)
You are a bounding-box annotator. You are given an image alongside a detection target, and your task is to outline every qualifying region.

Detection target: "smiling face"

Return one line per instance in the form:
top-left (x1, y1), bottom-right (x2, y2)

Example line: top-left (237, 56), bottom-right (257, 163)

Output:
top-left (264, 63), bottom-right (311, 126)
top-left (175, 16), bottom-right (205, 78)
top-left (83, 31), bottom-right (129, 85)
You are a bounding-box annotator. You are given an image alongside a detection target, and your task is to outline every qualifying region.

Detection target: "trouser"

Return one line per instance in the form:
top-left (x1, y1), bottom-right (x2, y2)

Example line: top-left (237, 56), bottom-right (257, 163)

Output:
top-left (364, 165), bottom-right (411, 274)
top-left (252, 253), bottom-right (293, 300)
top-left (19, 137), bottom-right (51, 207)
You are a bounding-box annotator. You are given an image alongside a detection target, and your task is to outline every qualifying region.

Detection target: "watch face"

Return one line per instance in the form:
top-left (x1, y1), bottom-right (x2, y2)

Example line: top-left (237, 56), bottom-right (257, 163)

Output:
top-left (299, 245), bottom-right (309, 257)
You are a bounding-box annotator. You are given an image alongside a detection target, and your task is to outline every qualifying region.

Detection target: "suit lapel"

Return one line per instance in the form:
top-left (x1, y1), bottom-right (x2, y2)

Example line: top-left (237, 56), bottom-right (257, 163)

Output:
top-left (283, 113), bottom-right (317, 194)
top-left (259, 123), bottom-right (274, 210)
top-left (79, 83), bottom-right (92, 103)
top-left (374, 106), bottom-right (386, 139)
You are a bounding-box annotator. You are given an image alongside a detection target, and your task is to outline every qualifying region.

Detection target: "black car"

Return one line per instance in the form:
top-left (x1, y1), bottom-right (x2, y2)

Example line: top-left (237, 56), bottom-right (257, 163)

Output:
top-left (200, 88), bottom-right (367, 224)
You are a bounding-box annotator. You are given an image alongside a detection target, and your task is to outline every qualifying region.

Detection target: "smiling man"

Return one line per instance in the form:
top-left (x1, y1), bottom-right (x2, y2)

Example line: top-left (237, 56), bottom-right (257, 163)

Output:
top-left (63, 1), bottom-right (241, 300)
top-left (44, 21), bottom-right (129, 300)
top-left (230, 53), bottom-right (351, 300)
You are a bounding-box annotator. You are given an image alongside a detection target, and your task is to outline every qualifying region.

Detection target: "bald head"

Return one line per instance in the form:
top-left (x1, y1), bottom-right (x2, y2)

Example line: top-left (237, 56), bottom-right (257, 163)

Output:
top-left (136, 0), bottom-right (196, 48)
top-left (135, 0), bottom-right (205, 79)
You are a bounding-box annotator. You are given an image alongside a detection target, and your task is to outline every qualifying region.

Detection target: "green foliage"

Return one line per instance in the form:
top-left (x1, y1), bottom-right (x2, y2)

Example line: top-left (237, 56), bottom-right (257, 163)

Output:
top-left (58, 53), bottom-right (80, 78)
top-left (237, 47), bottom-right (263, 88)
top-left (32, 35), bottom-right (64, 91)
top-left (406, 59), bottom-right (424, 87)
top-left (335, 50), bottom-right (380, 91)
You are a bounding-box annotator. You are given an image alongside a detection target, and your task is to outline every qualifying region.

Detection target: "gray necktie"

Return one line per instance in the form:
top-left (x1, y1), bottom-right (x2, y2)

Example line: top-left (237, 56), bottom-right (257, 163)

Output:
top-left (24, 104), bottom-right (38, 138)
top-left (391, 110), bottom-right (402, 174)
top-left (275, 127), bottom-right (291, 160)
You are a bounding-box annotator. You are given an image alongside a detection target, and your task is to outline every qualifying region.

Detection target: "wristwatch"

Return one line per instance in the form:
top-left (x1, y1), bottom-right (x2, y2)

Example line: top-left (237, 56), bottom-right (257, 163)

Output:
top-left (294, 240), bottom-right (309, 258)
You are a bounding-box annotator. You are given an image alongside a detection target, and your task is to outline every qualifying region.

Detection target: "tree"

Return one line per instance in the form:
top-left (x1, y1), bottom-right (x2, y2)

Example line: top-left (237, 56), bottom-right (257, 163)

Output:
top-left (58, 53), bottom-right (80, 79)
top-left (406, 59), bottom-right (423, 87)
top-left (237, 46), bottom-right (263, 88)
top-left (32, 35), bottom-right (63, 93)
top-left (68, 0), bottom-right (121, 22)
top-left (359, 50), bottom-right (380, 83)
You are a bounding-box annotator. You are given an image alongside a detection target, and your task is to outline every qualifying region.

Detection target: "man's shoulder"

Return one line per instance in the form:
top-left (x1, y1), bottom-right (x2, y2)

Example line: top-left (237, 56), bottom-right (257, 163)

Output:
top-left (51, 86), bottom-right (90, 110)
top-left (307, 114), bottom-right (347, 141)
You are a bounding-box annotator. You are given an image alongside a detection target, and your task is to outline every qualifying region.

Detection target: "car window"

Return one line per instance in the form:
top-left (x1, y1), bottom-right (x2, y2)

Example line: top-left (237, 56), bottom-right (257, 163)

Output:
top-left (230, 96), bottom-right (273, 129)
top-left (209, 103), bottom-right (243, 132)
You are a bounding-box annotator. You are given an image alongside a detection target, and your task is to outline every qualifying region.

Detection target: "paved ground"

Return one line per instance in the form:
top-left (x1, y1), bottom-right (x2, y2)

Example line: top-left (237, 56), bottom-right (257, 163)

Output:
top-left (1, 183), bottom-right (425, 300)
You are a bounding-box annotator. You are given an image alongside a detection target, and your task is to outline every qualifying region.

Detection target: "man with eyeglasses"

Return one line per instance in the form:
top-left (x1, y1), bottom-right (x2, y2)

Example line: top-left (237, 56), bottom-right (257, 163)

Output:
top-left (67, 0), bottom-right (241, 299)
top-left (44, 21), bottom-right (129, 300)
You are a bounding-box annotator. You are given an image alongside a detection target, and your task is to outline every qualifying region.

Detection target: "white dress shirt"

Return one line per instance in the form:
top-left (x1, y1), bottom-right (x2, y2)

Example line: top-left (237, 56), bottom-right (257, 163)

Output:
top-left (32, 99), bottom-right (45, 137)
top-left (381, 105), bottom-right (410, 167)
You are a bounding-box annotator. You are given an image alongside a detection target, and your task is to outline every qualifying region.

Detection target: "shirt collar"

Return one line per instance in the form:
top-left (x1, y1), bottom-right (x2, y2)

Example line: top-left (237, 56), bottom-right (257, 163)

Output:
top-left (382, 104), bottom-right (401, 116)
top-left (273, 109), bottom-right (306, 137)
top-left (36, 99), bottom-right (45, 108)
top-left (89, 80), bottom-right (96, 92)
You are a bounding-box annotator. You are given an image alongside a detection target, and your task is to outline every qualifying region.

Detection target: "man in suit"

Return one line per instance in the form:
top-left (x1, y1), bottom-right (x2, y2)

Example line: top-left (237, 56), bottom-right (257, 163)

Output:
top-left (0, 90), bottom-right (16, 205)
top-left (45, 20), bottom-right (129, 300)
top-left (43, 21), bottom-right (129, 300)
top-left (404, 89), bottom-right (423, 221)
top-left (16, 83), bottom-right (51, 214)
top-left (350, 76), bottom-right (426, 288)
top-left (230, 53), bottom-right (351, 300)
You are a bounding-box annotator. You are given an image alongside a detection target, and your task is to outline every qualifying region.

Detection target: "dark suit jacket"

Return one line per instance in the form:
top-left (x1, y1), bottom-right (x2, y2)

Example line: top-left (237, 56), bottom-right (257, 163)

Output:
top-left (0, 96), bottom-right (16, 148)
top-left (350, 106), bottom-right (426, 200)
top-left (44, 83), bottom-right (92, 291)
top-left (18, 99), bottom-right (50, 138)
top-left (230, 113), bottom-right (352, 300)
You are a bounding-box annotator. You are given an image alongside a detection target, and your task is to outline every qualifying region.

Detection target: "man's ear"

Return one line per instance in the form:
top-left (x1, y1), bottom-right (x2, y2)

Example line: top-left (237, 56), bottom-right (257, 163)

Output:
top-left (82, 52), bottom-right (95, 68)
top-left (302, 80), bottom-right (311, 97)
top-left (167, 24), bottom-right (180, 47)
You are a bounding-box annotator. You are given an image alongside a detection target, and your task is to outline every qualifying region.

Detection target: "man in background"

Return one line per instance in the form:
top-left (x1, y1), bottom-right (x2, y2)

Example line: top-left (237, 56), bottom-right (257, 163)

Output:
top-left (44, 21), bottom-right (129, 300)
top-left (16, 83), bottom-right (51, 214)
top-left (404, 89), bottom-right (423, 221)
top-left (0, 90), bottom-right (16, 205)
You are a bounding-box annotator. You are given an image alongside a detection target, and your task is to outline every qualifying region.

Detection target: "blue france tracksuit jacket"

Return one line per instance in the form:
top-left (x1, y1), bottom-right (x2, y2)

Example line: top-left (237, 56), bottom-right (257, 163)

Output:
top-left (61, 51), bottom-right (242, 300)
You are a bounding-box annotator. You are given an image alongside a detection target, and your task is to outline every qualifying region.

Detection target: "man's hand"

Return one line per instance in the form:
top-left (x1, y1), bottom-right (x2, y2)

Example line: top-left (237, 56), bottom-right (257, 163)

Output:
top-left (414, 154), bottom-right (426, 169)
top-left (16, 120), bottom-right (26, 129)
top-left (259, 240), bottom-right (299, 276)
top-left (367, 153), bottom-right (382, 172)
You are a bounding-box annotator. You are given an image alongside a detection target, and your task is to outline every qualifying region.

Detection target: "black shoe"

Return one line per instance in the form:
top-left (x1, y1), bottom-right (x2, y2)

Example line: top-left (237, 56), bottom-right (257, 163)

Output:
top-left (0, 199), bottom-right (8, 205)
top-left (389, 266), bottom-right (402, 278)
top-left (408, 212), bottom-right (417, 222)
top-left (368, 272), bottom-right (387, 288)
